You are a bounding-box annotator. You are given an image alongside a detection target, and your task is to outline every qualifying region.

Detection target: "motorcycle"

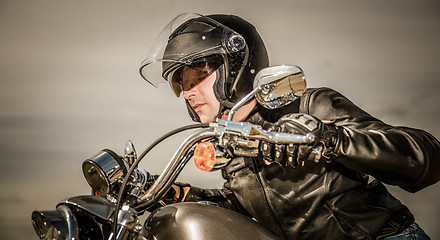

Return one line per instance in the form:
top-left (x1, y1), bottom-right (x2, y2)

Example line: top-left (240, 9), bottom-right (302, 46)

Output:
top-left (31, 65), bottom-right (321, 240)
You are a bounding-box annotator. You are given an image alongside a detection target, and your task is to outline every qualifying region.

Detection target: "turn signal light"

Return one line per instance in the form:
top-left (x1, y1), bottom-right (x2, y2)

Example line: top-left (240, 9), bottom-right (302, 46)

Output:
top-left (194, 142), bottom-right (216, 172)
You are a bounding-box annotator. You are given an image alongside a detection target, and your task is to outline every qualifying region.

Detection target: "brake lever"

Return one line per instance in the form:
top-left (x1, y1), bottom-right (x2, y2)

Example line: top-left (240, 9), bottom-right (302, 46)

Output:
top-left (311, 144), bottom-right (323, 162)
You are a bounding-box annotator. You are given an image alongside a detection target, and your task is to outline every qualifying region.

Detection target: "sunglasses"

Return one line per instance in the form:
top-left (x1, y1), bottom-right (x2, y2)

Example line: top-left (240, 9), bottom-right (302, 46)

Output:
top-left (177, 56), bottom-right (223, 92)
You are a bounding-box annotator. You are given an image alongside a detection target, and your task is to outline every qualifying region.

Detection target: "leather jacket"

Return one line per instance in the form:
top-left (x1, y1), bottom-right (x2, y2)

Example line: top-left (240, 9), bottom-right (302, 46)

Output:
top-left (184, 87), bottom-right (440, 240)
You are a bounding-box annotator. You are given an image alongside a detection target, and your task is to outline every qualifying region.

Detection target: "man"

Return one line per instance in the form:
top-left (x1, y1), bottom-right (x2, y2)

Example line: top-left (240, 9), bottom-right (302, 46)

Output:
top-left (140, 13), bottom-right (440, 239)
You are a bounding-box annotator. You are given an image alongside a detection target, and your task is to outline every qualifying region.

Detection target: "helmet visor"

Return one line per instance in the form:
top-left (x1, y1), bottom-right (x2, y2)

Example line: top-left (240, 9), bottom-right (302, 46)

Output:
top-left (139, 13), bottom-right (247, 94)
top-left (169, 55), bottom-right (223, 93)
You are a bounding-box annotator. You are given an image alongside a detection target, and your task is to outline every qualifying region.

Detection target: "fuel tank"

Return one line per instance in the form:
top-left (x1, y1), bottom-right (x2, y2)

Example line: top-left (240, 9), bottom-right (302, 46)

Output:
top-left (144, 202), bottom-right (282, 240)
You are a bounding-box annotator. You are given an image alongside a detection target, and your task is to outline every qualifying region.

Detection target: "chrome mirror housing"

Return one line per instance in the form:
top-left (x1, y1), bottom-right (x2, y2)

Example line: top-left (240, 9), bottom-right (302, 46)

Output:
top-left (227, 65), bottom-right (306, 120)
top-left (124, 140), bottom-right (137, 166)
top-left (253, 65), bottom-right (306, 109)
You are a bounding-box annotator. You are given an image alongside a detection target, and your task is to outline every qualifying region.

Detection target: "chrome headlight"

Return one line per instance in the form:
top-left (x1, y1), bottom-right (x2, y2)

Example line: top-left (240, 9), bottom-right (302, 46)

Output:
top-left (82, 149), bottom-right (128, 196)
top-left (31, 205), bottom-right (78, 240)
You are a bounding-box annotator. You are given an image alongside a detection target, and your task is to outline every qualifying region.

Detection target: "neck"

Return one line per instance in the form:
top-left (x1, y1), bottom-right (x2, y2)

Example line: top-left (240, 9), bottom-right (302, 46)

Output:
top-left (231, 99), bottom-right (257, 122)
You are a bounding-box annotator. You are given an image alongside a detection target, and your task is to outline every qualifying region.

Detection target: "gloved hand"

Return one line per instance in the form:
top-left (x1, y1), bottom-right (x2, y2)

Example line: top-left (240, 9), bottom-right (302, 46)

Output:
top-left (146, 180), bottom-right (191, 211)
top-left (260, 113), bottom-right (339, 167)
top-left (157, 182), bottom-right (191, 206)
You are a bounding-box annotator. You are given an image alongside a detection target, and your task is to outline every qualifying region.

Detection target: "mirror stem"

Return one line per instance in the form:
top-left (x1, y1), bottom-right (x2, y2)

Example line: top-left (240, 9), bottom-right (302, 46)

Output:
top-left (228, 86), bottom-right (262, 121)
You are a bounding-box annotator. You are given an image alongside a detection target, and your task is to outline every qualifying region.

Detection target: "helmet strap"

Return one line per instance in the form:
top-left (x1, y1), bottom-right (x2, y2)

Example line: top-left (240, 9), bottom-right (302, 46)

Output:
top-left (213, 63), bottom-right (235, 108)
top-left (212, 64), bottom-right (233, 120)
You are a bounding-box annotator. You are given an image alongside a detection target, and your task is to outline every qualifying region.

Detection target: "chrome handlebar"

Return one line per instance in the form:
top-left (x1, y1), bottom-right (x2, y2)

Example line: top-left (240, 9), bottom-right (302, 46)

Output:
top-left (214, 119), bottom-right (316, 144)
top-left (137, 119), bottom-right (318, 206)
top-left (138, 128), bottom-right (216, 204)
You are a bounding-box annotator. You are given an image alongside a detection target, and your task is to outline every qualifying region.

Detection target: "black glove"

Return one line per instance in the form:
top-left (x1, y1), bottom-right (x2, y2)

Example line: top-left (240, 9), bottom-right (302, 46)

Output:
top-left (146, 180), bottom-right (191, 211)
top-left (260, 113), bottom-right (339, 167)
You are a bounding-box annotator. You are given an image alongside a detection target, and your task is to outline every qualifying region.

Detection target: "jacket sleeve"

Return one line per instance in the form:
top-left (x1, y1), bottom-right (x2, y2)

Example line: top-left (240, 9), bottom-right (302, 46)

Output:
top-left (301, 87), bottom-right (440, 192)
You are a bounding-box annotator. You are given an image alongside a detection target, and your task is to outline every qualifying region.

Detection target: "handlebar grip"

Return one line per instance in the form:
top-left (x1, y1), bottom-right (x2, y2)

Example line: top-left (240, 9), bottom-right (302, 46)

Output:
top-left (265, 132), bottom-right (316, 144)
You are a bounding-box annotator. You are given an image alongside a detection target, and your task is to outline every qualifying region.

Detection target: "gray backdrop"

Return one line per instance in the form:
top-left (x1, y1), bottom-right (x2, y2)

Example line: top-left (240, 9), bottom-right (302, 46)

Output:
top-left (1, 0), bottom-right (439, 239)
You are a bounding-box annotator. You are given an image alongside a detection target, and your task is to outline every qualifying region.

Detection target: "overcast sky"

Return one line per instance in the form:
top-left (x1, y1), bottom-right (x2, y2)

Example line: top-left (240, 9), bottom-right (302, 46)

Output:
top-left (1, 0), bottom-right (439, 239)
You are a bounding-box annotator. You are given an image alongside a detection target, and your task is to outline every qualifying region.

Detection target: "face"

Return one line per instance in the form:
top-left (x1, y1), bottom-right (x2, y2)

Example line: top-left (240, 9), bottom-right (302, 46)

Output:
top-left (182, 70), bottom-right (220, 123)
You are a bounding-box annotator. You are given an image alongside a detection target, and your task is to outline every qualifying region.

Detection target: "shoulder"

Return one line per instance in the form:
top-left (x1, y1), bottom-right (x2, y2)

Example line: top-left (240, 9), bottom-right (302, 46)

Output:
top-left (300, 87), bottom-right (373, 122)
top-left (300, 87), bottom-right (349, 114)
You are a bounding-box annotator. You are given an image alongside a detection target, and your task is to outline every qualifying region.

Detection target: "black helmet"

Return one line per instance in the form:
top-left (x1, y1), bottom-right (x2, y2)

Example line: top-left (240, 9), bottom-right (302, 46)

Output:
top-left (140, 13), bottom-right (269, 120)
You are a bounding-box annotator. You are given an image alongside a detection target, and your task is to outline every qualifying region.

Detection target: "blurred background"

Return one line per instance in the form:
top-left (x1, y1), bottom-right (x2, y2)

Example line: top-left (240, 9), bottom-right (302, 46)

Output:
top-left (0, 0), bottom-right (439, 239)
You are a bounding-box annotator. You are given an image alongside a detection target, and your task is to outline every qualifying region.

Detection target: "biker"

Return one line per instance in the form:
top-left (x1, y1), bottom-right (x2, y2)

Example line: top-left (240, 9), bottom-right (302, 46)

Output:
top-left (140, 13), bottom-right (440, 240)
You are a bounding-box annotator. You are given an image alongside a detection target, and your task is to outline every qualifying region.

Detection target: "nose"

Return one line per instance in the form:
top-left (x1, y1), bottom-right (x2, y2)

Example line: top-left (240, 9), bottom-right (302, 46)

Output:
top-left (182, 87), bottom-right (196, 100)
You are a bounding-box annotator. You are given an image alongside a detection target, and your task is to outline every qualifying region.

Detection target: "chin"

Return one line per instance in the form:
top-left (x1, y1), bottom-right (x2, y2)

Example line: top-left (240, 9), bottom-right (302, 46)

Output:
top-left (199, 118), bottom-right (213, 124)
top-left (198, 114), bottom-right (216, 124)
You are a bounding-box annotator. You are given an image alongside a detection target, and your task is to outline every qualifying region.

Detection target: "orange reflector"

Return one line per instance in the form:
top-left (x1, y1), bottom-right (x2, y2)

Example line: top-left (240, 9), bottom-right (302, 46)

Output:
top-left (194, 142), bottom-right (216, 172)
